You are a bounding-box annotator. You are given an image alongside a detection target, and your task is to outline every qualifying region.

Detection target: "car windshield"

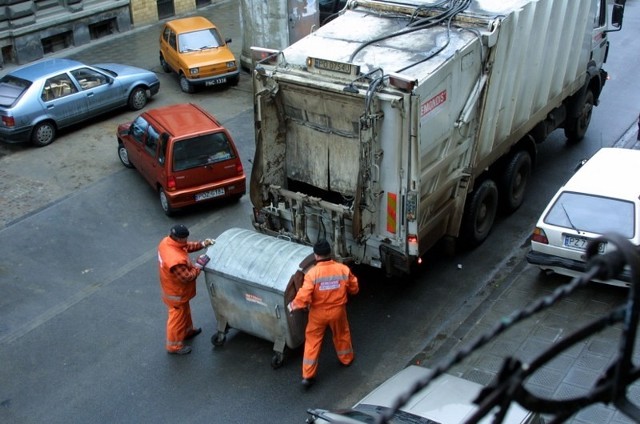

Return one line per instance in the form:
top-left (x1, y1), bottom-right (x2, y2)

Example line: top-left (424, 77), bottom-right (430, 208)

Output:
top-left (544, 191), bottom-right (635, 238)
top-left (172, 132), bottom-right (235, 171)
top-left (178, 28), bottom-right (224, 52)
top-left (0, 75), bottom-right (31, 107)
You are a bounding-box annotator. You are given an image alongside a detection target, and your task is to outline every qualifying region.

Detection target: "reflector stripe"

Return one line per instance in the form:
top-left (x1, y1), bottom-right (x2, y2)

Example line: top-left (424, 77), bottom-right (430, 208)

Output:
top-left (387, 192), bottom-right (397, 233)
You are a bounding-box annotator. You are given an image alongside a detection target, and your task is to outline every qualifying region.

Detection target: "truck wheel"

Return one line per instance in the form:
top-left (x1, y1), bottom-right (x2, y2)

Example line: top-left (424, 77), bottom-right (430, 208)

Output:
top-left (500, 151), bottom-right (531, 213)
top-left (461, 179), bottom-right (498, 247)
top-left (564, 89), bottom-right (594, 143)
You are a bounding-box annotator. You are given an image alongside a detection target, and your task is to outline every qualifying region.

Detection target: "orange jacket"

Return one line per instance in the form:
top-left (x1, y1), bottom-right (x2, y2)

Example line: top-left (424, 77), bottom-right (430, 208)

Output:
top-left (292, 259), bottom-right (359, 311)
top-left (157, 236), bottom-right (201, 305)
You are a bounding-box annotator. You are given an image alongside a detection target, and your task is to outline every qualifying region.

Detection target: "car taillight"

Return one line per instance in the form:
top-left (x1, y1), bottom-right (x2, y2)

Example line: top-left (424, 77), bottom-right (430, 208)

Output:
top-left (167, 176), bottom-right (176, 191)
top-left (236, 162), bottom-right (244, 174)
top-left (2, 116), bottom-right (15, 127)
top-left (531, 227), bottom-right (549, 245)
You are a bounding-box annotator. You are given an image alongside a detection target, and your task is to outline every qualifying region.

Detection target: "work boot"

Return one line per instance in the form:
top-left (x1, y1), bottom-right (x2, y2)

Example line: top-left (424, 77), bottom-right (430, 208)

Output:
top-left (301, 377), bottom-right (315, 389)
top-left (185, 328), bottom-right (202, 340)
top-left (168, 346), bottom-right (192, 355)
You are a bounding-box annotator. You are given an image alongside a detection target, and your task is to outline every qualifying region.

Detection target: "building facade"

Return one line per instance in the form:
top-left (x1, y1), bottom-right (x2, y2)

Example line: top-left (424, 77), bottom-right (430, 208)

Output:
top-left (0, 0), bottom-right (216, 68)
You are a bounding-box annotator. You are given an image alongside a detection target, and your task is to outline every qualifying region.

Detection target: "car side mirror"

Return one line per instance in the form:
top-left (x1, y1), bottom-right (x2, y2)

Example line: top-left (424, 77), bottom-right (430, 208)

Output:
top-left (225, 38), bottom-right (232, 44)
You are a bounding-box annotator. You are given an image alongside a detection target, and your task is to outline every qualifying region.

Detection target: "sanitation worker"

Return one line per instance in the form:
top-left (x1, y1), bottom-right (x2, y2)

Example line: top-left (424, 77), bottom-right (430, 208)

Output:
top-left (157, 224), bottom-right (214, 355)
top-left (288, 239), bottom-right (359, 388)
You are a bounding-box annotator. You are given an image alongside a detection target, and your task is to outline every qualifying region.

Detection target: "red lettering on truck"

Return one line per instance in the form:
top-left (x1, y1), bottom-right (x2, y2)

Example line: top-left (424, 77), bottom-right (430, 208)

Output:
top-left (421, 90), bottom-right (447, 117)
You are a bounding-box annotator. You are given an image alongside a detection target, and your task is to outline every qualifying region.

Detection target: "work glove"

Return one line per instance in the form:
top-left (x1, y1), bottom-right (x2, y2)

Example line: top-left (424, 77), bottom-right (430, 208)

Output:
top-left (203, 238), bottom-right (215, 247)
top-left (287, 302), bottom-right (296, 314)
top-left (195, 254), bottom-right (210, 269)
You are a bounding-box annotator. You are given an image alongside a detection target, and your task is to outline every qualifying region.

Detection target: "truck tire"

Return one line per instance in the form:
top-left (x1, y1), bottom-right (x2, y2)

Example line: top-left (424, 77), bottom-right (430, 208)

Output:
top-left (564, 89), bottom-right (594, 143)
top-left (500, 150), bottom-right (532, 213)
top-left (461, 179), bottom-right (498, 248)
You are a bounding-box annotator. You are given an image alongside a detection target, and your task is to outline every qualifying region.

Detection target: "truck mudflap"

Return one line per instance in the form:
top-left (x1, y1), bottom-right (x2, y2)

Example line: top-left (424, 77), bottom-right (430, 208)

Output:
top-left (380, 243), bottom-right (412, 276)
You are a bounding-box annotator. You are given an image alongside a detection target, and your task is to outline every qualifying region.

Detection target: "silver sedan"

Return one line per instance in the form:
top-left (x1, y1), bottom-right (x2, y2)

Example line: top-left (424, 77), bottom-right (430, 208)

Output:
top-left (0, 58), bottom-right (160, 147)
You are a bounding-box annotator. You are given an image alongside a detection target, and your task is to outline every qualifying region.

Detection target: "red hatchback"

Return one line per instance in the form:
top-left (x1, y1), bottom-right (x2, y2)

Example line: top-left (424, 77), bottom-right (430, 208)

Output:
top-left (116, 103), bottom-right (245, 215)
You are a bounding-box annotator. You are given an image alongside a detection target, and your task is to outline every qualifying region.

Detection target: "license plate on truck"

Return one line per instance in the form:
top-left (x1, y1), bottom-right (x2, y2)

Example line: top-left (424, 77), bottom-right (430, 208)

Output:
top-left (195, 188), bottom-right (224, 201)
top-left (563, 235), bottom-right (606, 253)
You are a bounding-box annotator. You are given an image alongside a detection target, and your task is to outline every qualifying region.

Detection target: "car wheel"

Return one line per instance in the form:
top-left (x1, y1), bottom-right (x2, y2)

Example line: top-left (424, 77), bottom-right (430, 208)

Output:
top-left (159, 187), bottom-right (175, 216)
top-left (229, 74), bottom-right (240, 86)
top-left (564, 89), bottom-right (594, 143)
top-left (179, 74), bottom-right (195, 93)
top-left (128, 87), bottom-right (148, 110)
top-left (117, 143), bottom-right (135, 168)
top-left (31, 121), bottom-right (56, 147)
top-left (461, 179), bottom-right (498, 248)
top-left (160, 55), bottom-right (171, 73)
top-left (500, 150), bottom-right (532, 213)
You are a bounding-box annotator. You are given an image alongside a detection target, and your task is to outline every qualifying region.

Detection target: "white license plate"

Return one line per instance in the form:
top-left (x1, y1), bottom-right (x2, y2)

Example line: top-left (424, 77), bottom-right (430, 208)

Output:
top-left (563, 234), bottom-right (606, 253)
top-left (195, 188), bottom-right (224, 201)
top-left (205, 77), bottom-right (226, 86)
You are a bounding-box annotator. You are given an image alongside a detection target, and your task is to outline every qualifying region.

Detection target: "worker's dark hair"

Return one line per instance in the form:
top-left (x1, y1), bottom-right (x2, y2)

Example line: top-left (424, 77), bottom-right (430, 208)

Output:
top-left (313, 239), bottom-right (331, 256)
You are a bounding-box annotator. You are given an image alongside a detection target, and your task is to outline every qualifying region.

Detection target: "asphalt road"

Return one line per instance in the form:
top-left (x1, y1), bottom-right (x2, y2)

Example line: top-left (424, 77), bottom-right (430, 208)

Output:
top-left (1, 1), bottom-right (640, 423)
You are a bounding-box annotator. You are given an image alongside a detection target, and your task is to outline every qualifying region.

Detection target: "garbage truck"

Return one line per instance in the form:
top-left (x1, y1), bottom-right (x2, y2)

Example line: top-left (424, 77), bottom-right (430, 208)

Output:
top-left (246, 0), bottom-right (626, 276)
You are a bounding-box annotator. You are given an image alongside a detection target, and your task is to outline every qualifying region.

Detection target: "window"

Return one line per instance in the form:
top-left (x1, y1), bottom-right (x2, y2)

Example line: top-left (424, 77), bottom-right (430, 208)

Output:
top-left (178, 29), bottom-right (223, 53)
top-left (172, 132), bottom-right (235, 171)
top-left (145, 124), bottom-right (160, 156)
top-left (129, 116), bottom-right (148, 144)
top-left (168, 31), bottom-right (177, 50)
top-left (70, 67), bottom-right (108, 90)
top-left (544, 191), bottom-right (635, 238)
top-left (41, 73), bottom-right (78, 101)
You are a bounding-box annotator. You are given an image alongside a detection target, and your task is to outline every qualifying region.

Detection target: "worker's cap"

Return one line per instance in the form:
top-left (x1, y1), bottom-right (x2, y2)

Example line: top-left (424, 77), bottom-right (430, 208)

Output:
top-left (170, 224), bottom-right (190, 239)
top-left (313, 239), bottom-right (331, 256)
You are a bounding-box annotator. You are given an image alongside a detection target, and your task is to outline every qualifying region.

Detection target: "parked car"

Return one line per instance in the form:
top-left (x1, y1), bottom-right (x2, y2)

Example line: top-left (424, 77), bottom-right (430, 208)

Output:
top-left (306, 365), bottom-right (544, 423)
top-left (117, 103), bottom-right (246, 215)
top-left (159, 16), bottom-right (240, 93)
top-left (0, 58), bottom-right (160, 147)
top-left (526, 147), bottom-right (640, 288)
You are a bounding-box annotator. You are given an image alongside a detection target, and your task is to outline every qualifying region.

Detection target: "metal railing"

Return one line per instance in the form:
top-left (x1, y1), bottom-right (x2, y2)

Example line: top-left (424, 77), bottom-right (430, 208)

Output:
top-left (377, 232), bottom-right (640, 423)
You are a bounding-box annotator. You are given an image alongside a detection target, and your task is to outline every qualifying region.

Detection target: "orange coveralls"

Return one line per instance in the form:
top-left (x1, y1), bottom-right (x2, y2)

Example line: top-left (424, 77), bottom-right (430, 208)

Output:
top-left (291, 259), bottom-right (359, 379)
top-left (157, 236), bottom-right (204, 353)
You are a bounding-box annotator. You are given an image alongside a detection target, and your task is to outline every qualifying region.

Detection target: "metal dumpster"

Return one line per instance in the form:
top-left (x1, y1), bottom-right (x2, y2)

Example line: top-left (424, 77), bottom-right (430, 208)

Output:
top-left (203, 227), bottom-right (315, 368)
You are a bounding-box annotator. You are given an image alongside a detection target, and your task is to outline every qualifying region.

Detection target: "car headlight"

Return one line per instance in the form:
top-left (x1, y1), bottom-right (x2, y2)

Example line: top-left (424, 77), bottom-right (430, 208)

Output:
top-left (226, 61), bottom-right (236, 68)
top-left (189, 67), bottom-right (199, 75)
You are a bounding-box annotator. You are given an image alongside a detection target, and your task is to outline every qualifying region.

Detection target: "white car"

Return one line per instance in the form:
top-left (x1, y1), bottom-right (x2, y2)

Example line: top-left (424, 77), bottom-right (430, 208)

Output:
top-left (306, 365), bottom-right (543, 423)
top-left (526, 147), bottom-right (640, 288)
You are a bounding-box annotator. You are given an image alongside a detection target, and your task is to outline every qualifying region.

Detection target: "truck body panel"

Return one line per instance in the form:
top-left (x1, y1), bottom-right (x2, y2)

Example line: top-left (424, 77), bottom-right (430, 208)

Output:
top-left (250, 0), bottom-right (619, 274)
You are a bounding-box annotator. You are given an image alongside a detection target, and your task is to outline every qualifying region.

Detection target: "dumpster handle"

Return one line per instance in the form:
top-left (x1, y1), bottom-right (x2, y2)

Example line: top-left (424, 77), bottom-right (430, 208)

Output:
top-left (275, 304), bottom-right (281, 319)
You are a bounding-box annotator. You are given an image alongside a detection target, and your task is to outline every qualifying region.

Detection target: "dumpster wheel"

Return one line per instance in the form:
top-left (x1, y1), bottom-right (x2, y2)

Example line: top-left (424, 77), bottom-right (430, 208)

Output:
top-left (271, 352), bottom-right (284, 369)
top-left (211, 331), bottom-right (226, 347)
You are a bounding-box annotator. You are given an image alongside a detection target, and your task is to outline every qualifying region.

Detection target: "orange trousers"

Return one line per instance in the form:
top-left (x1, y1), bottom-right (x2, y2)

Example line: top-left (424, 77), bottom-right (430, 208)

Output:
top-left (165, 302), bottom-right (195, 352)
top-left (302, 305), bottom-right (354, 379)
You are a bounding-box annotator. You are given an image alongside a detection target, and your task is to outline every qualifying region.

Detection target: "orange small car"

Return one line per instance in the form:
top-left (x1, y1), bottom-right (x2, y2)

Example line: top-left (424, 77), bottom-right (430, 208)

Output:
top-left (117, 103), bottom-right (246, 215)
top-left (159, 16), bottom-right (240, 93)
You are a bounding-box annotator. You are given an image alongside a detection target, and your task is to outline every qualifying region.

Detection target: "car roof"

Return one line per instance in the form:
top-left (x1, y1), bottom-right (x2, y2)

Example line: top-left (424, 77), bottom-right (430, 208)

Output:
top-left (356, 365), bottom-right (532, 424)
top-left (144, 103), bottom-right (221, 136)
top-left (7, 58), bottom-right (83, 81)
top-left (562, 147), bottom-right (640, 200)
top-left (165, 16), bottom-right (216, 33)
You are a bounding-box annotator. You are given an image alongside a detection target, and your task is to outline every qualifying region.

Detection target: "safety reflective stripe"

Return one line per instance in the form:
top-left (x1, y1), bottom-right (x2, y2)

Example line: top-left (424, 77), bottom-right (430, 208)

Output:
top-left (166, 340), bottom-right (183, 347)
top-left (336, 348), bottom-right (353, 356)
top-left (311, 274), bottom-right (349, 284)
top-left (163, 294), bottom-right (183, 302)
top-left (387, 192), bottom-right (397, 233)
top-left (302, 358), bottom-right (318, 365)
